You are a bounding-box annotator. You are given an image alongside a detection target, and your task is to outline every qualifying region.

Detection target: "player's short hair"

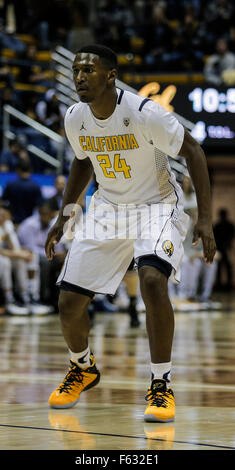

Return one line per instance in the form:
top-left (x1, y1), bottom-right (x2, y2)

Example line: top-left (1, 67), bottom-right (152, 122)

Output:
top-left (76, 44), bottom-right (118, 69)
top-left (38, 200), bottom-right (55, 212)
top-left (0, 201), bottom-right (12, 214)
top-left (16, 160), bottom-right (32, 173)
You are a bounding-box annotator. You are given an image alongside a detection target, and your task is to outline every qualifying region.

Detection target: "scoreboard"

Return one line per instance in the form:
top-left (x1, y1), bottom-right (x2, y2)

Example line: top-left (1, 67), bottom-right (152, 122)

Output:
top-left (171, 85), bottom-right (235, 148)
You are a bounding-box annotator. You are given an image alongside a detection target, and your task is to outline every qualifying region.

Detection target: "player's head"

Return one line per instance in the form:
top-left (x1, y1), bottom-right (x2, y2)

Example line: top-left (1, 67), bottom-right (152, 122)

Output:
top-left (77, 45), bottom-right (118, 70)
top-left (38, 201), bottom-right (55, 228)
top-left (0, 202), bottom-right (12, 225)
top-left (54, 174), bottom-right (66, 194)
top-left (73, 44), bottom-right (118, 103)
top-left (16, 160), bottom-right (32, 175)
top-left (216, 37), bottom-right (228, 55)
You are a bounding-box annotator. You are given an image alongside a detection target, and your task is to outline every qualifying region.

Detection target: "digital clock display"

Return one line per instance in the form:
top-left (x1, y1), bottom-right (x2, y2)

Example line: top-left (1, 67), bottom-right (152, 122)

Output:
top-left (188, 87), bottom-right (235, 113)
top-left (171, 85), bottom-right (235, 147)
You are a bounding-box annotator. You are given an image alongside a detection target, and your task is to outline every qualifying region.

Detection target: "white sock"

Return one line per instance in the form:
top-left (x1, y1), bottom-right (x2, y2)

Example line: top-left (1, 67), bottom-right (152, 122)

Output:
top-left (69, 346), bottom-right (91, 369)
top-left (151, 362), bottom-right (171, 385)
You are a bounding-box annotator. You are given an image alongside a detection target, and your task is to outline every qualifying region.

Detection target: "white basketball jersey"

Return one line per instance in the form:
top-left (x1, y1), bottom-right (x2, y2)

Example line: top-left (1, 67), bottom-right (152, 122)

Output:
top-left (64, 89), bottom-right (184, 205)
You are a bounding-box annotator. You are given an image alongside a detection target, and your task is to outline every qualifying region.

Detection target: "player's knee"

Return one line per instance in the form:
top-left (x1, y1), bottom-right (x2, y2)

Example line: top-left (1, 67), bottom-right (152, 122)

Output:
top-left (58, 290), bottom-right (89, 319)
top-left (139, 265), bottom-right (167, 295)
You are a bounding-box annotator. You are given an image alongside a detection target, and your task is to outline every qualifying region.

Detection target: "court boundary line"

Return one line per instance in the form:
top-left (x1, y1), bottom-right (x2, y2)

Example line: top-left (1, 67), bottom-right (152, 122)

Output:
top-left (0, 423), bottom-right (234, 450)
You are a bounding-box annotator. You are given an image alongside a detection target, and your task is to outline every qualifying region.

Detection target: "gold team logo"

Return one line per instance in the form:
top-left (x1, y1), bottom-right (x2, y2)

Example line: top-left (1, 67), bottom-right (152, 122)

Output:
top-left (123, 117), bottom-right (130, 127)
top-left (162, 240), bottom-right (174, 257)
top-left (138, 82), bottom-right (176, 112)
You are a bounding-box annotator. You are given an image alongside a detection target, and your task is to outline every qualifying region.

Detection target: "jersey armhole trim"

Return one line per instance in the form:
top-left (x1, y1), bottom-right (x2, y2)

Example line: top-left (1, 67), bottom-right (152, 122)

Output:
top-left (139, 98), bottom-right (151, 112)
top-left (117, 89), bottom-right (124, 104)
top-left (69, 104), bottom-right (77, 114)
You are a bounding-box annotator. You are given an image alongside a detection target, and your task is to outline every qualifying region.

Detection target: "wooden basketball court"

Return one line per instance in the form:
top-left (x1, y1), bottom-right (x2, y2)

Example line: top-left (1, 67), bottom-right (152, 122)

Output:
top-left (0, 294), bottom-right (235, 453)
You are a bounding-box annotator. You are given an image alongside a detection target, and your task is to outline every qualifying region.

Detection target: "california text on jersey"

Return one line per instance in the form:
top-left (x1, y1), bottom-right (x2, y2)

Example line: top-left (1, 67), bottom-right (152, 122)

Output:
top-left (79, 134), bottom-right (139, 152)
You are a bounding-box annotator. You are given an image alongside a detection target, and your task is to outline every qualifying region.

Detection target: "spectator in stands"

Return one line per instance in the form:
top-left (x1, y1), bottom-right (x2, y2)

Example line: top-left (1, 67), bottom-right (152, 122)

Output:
top-left (143, 2), bottom-right (175, 71)
top-left (2, 160), bottom-right (43, 224)
top-left (0, 0), bottom-right (30, 34)
top-left (18, 200), bottom-right (66, 309)
top-left (0, 203), bottom-right (33, 315)
top-left (0, 24), bottom-right (25, 53)
top-left (214, 208), bottom-right (235, 291)
top-left (202, 0), bottom-right (234, 39)
top-left (22, 91), bottom-right (39, 120)
top-left (66, 2), bottom-right (95, 53)
top-left (58, 125), bottom-right (74, 174)
top-left (0, 65), bottom-right (14, 87)
top-left (94, 0), bottom-right (135, 53)
top-left (3, 0), bottom-right (71, 46)
top-left (39, 0), bottom-right (72, 47)
top-left (0, 136), bottom-right (30, 172)
top-left (168, 175), bottom-right (197, 303)
top-left (0, 85), bottom-right (19, 113)
top-left (176, 6), bottom-right (204, 71)
top-left (175, 211), bottom-right (219, 308)
top-left (35, 89), bottom-right (66, 133)
top-left (17, 43), bottom-right (38, 83)
top-left (167, 0), bottom-right (203, 20)
top-left (17, 42), bottom-right (52, 87)
top-left (204, 37), bottom-right (235, 85)
top-left (0, 87), bottom-right (24, 137)
top-left (48, 174), bottom-right (66, 212)
top-left (168, 177), bottom-right (219, 309)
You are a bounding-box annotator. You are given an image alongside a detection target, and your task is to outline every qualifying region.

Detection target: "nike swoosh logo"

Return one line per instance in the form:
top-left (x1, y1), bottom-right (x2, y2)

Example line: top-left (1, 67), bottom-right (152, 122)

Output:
top-left (78, 353), bottom-right (89, 364)
top-left (163, 371), bottom-right (171, 383)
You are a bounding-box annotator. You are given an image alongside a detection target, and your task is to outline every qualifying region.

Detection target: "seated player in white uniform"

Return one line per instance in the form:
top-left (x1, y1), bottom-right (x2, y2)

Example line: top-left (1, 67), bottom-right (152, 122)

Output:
top-left (0, 204), bottom-right (32, 315)
top-left (45, 45), bottom-right (216, 422)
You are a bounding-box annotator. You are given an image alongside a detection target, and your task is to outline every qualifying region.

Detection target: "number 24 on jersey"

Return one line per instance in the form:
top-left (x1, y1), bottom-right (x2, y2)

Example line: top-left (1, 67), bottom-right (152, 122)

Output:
top-left (97, 154), bottom-right (131, 179)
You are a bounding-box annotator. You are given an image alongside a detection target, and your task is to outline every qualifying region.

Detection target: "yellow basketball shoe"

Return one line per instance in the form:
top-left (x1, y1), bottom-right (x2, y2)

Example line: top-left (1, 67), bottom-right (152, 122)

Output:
top-left (49, 355), bottom-right (100, 409)
top-left (144, 379), bottom-right (175, 423)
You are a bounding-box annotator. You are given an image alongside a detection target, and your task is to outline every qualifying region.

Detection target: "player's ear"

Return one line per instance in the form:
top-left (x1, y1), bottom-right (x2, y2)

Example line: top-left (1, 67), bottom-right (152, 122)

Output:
top-left (107, 68), bottom-right (117, 85)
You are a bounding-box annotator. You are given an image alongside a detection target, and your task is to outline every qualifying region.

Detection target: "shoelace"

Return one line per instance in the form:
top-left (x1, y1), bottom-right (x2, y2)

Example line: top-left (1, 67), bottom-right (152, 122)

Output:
top-left (58, 364), bottom-right (84, 394)
top-left (145, 389), bottom-right (172, 408)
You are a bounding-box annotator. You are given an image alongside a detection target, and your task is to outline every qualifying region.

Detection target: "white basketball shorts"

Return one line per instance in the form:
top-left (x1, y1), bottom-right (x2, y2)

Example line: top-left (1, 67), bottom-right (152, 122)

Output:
top-left (57, 193), bottom-right (189, 295)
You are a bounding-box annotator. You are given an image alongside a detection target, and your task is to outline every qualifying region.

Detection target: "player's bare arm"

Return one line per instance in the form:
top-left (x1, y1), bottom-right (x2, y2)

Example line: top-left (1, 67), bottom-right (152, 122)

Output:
top-left (45, 157), bottom-right (93, 260)
top-left (179, 129), bottom-right (216, 264)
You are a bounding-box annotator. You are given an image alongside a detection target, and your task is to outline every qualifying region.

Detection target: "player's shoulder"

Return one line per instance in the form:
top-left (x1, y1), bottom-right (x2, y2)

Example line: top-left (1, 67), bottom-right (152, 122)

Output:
top-left (65, 101), bottom-right (84, 121)
top-left (19, 214), bottom-right (37, 229)
top-left (120, 89), bottom-right (162, 118)
top-left (120, 89), bottom-right (149, 110)
top-left (64, 102), bottom-right (87, 137)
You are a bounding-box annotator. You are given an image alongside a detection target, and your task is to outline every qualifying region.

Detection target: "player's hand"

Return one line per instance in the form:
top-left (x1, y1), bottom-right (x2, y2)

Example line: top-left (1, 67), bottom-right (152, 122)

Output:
top-left (45, 218), bottom-right (65, 260)
top-left (18, 249), bottom-right (33, 262)
top-left (192, 218), bottom-right (216, 264)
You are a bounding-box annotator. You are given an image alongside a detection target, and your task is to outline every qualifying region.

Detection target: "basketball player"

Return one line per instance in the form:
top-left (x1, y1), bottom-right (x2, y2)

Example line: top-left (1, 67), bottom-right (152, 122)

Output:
top-left (45, 45), bottom-right (216, 422)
